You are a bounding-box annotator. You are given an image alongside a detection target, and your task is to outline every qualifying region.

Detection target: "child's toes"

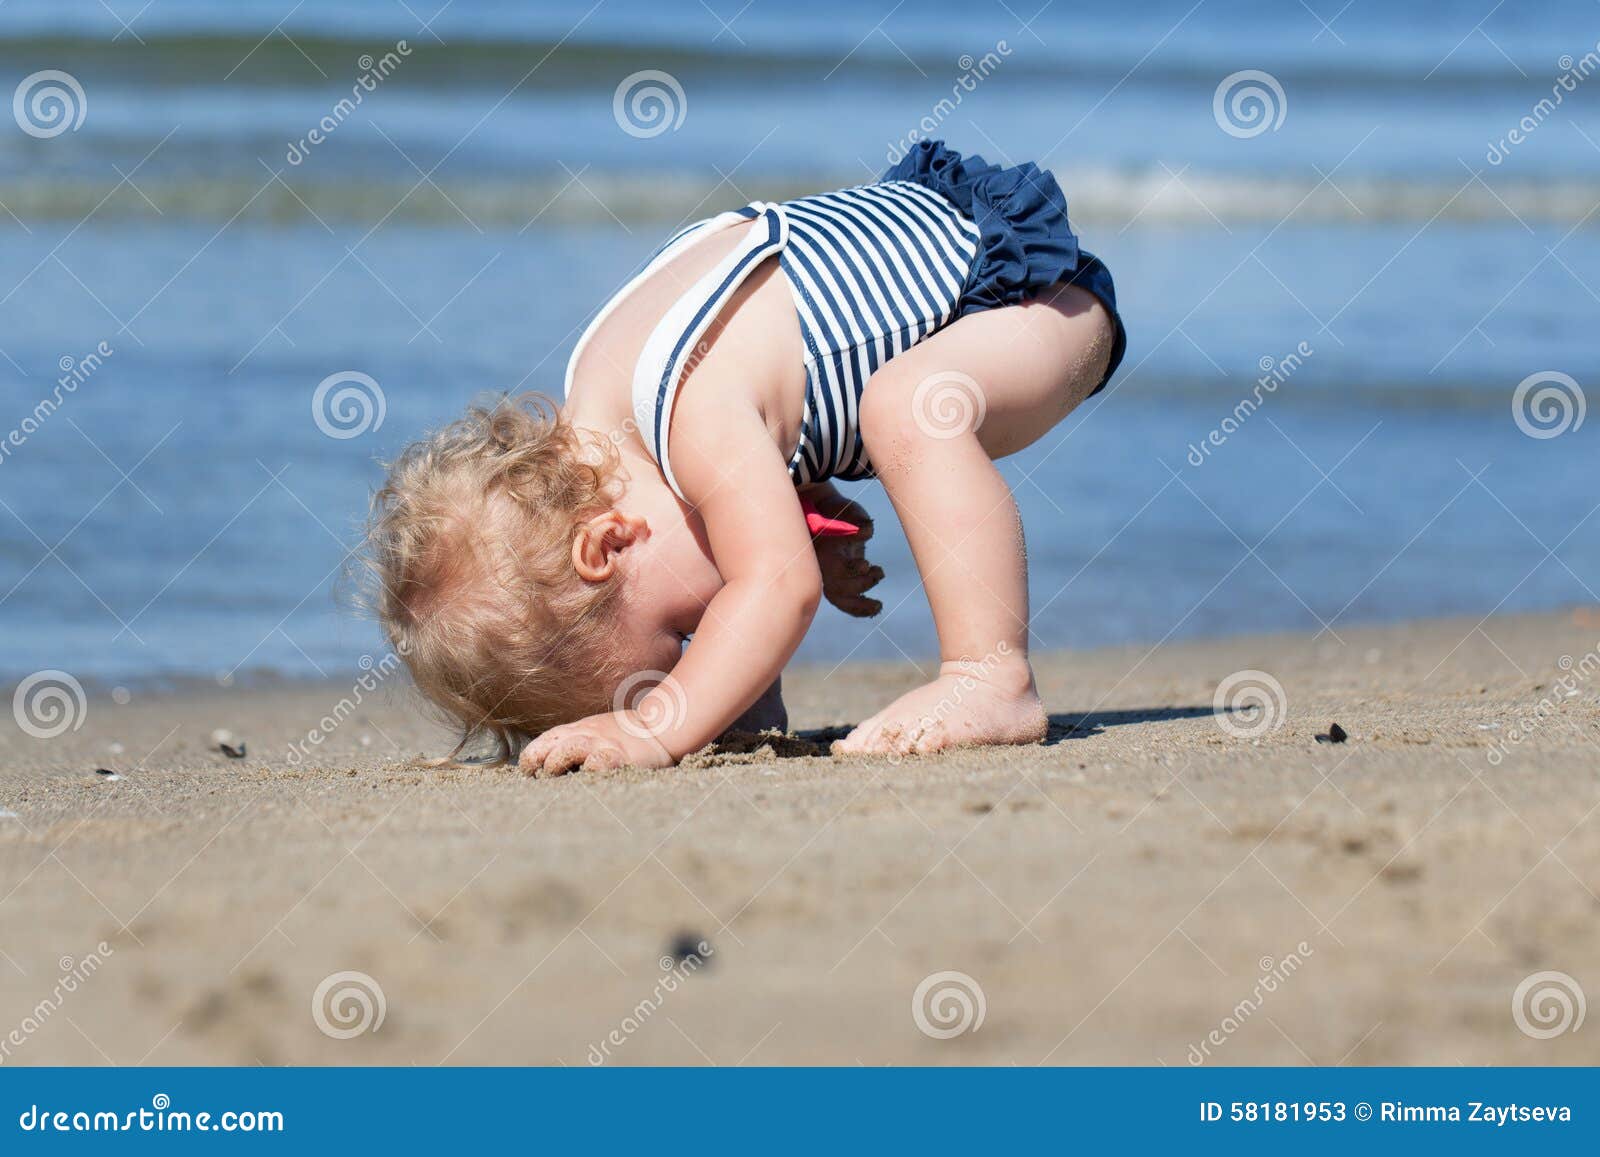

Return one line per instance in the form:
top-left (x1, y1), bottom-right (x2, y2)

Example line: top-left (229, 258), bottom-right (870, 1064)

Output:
top-left (876, 722), bottom-right (915, 756)
top-left (831, 720), bottom-right (879, 755)
top-left (907, 722), bottom-right (949, 756)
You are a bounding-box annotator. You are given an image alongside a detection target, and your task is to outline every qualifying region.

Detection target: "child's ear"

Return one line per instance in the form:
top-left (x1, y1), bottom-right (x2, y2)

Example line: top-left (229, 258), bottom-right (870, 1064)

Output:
top-left (572, 510), bottom-right (649, 582)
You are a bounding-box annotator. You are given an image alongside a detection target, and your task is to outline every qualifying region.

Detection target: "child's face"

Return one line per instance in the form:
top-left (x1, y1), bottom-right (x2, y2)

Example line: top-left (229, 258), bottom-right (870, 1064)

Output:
top-left (599, 508), bottom-right (723, 696)
top-left (606, 596), bottom-right (689, 688)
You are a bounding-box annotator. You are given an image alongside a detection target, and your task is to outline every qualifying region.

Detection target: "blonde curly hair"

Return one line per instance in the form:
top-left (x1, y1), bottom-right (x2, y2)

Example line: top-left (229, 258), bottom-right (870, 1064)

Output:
top-left (363, 393), bottom-right (626, 762)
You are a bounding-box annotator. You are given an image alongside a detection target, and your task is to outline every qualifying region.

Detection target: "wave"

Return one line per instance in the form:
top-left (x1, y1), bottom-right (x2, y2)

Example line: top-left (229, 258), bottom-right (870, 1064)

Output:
top-left (1, 166), bottom-right (1595, 228)
top-left (0, 28), bottom-right (1566, 91)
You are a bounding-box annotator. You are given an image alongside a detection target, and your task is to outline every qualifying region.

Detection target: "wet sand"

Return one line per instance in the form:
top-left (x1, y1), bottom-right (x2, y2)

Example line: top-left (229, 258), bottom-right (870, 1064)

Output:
top-left (2, 609), bottom-right (1598, 1066)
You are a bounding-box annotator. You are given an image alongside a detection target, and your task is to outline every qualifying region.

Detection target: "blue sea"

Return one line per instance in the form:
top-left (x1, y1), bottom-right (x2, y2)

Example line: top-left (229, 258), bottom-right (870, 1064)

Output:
top-left (0, 0), bottom-right (1596, 686)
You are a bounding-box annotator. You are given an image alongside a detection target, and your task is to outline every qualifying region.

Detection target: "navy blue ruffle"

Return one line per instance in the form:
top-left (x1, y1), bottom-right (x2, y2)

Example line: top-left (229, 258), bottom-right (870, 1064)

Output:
top-left (883, 140), bottom-right (1127, 391)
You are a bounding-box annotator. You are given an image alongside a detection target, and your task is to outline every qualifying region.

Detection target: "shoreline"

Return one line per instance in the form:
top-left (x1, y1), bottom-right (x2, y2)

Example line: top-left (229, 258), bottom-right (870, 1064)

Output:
top-left (3, 608), bottom-right (1598, 1065)
top-left (11, 599), bottom-right (1599, 704)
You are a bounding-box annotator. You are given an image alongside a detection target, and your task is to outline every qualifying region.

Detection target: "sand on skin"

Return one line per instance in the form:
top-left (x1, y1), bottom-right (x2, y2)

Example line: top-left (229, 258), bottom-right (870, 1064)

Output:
top-left (2, 610), bottom-right (1598, 1065)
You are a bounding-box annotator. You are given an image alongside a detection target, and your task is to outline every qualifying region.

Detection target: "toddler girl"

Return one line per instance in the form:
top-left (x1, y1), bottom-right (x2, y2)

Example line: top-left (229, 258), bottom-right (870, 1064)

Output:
top-left (367, 141), bottom-right (1126, 774)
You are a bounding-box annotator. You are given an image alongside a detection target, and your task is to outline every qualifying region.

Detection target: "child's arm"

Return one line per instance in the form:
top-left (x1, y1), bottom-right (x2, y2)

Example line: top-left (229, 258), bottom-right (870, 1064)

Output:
top-left (520, 399), bottom-right (820, 776)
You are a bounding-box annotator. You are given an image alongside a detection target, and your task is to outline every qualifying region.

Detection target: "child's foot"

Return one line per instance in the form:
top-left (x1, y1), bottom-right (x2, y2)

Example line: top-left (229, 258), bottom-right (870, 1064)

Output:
top-left (831, 661), bottom-right (1047, 758)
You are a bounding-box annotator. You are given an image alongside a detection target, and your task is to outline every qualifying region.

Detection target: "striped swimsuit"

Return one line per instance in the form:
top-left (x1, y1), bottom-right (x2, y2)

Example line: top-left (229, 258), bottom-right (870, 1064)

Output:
top-left (564, 182), bottom-right (982, 498)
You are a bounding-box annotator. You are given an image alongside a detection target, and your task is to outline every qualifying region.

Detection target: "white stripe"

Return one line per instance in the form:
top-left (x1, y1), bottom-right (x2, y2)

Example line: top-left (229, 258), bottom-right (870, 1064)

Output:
top-left (804, 191), bottom-right (943, 338)
top-left (785, 228), bottom-right (874, 355)
top-left (781, 271), bottom-right (844, 475)
top-left (837, 184), bottom-right (966, 308)
top-left (892, 181), bottom-right (984, 252)
top-left (786, 200), bottom-right (922, 352)
top-left (872, 186), bottom-right (973, 302)
top-left (565, 210), bottom-right (746, 398)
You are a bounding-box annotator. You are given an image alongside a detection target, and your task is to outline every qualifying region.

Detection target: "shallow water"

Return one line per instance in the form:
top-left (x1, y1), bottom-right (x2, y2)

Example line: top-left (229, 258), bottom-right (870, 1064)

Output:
top-left (1, 0), bottom-right (1596, 683)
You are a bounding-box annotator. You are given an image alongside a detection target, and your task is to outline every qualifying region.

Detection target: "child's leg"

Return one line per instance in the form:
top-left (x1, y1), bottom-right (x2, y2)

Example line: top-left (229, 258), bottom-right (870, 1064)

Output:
top-left (833, 284), bottom-right (1113, 756)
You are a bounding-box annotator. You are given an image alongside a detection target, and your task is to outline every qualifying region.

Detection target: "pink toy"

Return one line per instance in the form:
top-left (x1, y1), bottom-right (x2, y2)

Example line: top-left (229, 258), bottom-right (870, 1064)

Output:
top-left (799, 493), bottom-right (860, 537)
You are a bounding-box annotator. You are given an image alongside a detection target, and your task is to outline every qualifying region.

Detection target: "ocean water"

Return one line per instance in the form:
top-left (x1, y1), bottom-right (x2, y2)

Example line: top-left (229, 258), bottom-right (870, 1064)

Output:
top-left (0, 0), bottom-right (1597, 684)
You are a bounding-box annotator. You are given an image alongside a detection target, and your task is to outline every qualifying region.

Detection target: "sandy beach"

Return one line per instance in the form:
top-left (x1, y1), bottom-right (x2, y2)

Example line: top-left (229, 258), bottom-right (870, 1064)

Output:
top-left (3, 609), bottom-right (1598, 1067)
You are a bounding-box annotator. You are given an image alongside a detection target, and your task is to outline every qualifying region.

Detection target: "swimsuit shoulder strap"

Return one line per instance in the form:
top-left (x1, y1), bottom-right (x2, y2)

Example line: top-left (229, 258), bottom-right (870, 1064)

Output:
top-left (631, 202), bottom-right (788, 500)
top-left (562, 208), bottom-right (747, 398)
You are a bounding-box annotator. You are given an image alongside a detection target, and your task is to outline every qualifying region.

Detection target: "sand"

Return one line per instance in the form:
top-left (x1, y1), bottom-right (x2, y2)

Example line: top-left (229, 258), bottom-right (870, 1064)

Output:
top-left (3, 609), bottom-right (1598, 1067)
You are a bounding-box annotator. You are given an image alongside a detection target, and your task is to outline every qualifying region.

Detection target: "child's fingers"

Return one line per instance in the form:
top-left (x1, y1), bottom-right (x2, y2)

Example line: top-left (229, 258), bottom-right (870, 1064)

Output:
top-left (808, 493), bottom-right (875, 540)
top-left (842, 514), bottom-right (873, 543)
top-left (580, 747), bottom-right (623, 774)
top-left (825, 565), bottom-right (884, 600)
top-left (519, 732), bottom-right (561, 774)
top-left (828, 592), bottom-right (882, 618)
top-left (536, 735), bottom-right (592, 778)
top-left (823, 558), bottom-right (881, 586)
top-left (832, 498), bottom-right (874, 539)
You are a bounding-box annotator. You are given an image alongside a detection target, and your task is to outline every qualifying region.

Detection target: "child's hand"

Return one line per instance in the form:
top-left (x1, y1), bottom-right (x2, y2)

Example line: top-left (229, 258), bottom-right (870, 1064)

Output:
top-left (808, 492), bottom-right (883, 618)
top-left (518, 711), bottom-right (676, 777)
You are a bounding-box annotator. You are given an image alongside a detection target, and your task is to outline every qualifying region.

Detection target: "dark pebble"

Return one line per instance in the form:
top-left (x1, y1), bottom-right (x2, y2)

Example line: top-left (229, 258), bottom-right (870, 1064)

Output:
top-left (1315, 722), bottom-right (1349, 745)
top-left (93, 767), bottom-right (117, 777)
top-left (668, 931), bottom-right (712, 967)
top-left (219, 742), bottom-right (247, 759)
